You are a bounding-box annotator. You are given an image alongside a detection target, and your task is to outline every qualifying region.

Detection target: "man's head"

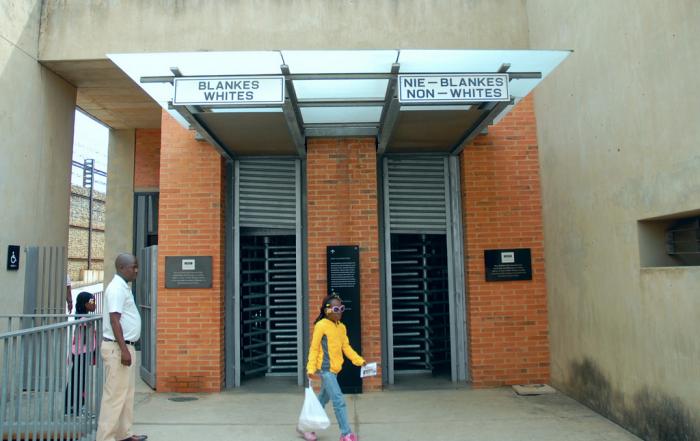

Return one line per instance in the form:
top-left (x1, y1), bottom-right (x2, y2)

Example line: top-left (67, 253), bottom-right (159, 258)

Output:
top-left (115, 253), bottom-right (138, 282)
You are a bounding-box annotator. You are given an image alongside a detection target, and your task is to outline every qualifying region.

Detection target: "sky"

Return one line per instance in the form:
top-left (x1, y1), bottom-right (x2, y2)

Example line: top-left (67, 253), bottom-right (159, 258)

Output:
top-left (71, 110), bottom-right (109, 193)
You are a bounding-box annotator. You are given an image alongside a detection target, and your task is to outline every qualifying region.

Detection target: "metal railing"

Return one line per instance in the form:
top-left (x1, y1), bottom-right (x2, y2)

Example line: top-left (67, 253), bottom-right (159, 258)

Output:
top-left (0, 315), bottom-right (103, 441)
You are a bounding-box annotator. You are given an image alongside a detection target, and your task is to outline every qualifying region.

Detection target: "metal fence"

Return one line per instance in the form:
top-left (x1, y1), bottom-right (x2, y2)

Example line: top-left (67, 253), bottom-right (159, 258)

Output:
top-left (24, 247), bottom-right (67, 315)
top-left (0, 315), bottom-right (103, 441)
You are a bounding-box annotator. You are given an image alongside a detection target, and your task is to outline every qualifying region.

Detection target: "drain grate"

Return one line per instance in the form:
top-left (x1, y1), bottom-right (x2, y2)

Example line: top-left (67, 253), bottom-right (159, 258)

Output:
top-left (168, 396), bottom-right (199, 402)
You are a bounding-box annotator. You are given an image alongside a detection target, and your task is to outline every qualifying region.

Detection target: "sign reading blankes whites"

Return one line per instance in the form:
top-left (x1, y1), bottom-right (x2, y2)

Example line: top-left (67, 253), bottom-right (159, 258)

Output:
top-left (173, 76), bottom-right (285, 106)
top-left (398, 74), bottom-right (509, 104)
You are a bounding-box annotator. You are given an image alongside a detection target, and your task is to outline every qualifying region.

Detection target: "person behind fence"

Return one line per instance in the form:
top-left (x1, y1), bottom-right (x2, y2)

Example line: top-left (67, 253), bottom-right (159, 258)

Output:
top-left (96, 254), bottom-right (147, 441)
top-left (66, 274), bottom-right (73, 313)
top-left (301, 294), bottom-right (367, 441)
top-left (64, 291), bottom-right (97, 415)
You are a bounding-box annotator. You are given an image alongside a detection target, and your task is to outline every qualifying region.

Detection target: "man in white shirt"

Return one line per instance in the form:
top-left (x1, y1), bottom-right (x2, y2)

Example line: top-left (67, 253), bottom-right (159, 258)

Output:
top-left (96, 254), bottom-right (147, 441)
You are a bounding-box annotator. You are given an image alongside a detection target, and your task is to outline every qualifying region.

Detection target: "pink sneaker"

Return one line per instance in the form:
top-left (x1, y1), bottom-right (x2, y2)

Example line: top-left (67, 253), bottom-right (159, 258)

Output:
top-left (340, 434), bottom-right (358, 441)
top-left (297, 429), bottom-right (317, 441)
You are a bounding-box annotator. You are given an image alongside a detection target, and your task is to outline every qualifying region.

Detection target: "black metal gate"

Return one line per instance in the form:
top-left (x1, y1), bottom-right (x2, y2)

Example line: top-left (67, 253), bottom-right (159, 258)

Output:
top-left (240, 235), bottom-right (298, 377)
top-left (231, 158), bottom-right (303, 387)
top-left (381, 156), bottom-right (468, 384)
top-left (390, 234), bottom-right (450, 373)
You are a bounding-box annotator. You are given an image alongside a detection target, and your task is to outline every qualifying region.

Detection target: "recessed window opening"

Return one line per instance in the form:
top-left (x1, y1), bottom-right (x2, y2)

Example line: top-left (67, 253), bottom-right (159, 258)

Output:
top-left (666, 217), bottom-right (700, 266)
top-left (638, 212), bottom-right (700, 267)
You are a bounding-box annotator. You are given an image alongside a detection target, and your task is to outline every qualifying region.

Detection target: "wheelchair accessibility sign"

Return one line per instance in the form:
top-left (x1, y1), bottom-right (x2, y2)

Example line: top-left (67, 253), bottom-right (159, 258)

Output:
top-left (7, 245), bottom-right (20, 270)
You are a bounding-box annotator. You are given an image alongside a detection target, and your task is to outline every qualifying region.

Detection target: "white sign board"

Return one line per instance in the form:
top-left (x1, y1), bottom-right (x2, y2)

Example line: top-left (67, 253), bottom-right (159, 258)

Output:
top-left (398, 74), bottom-right (509, 104)
top-left (501, 252), bottom-right (515, 264)
top-left (173, 76), bottom-right (285, 106)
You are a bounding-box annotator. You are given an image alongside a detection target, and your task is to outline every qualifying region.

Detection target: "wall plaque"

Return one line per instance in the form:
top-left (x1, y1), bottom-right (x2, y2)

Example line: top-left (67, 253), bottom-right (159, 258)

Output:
top-left (484, 248), bottom-right (532, 281)
top-left (165, 256), bottom-right (212, 288)
top-left (327, 245), bottom-right (362, 393)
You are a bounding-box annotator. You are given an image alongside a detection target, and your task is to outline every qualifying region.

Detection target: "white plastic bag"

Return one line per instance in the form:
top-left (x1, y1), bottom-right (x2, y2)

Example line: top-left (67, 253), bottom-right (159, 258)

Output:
top-left (298, 381), bottom-right (330, 432)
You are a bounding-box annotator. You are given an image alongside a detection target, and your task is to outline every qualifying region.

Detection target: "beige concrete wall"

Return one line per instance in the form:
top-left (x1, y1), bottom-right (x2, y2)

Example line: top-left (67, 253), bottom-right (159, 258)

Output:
top-left (0, 0), bottom-right (76, 314)
top-left (527, 0), bottom-right (700, 438)
top-left (38, 0), bottom-right (529, 60)
top-left (104, 129), bottom-right (135, 283)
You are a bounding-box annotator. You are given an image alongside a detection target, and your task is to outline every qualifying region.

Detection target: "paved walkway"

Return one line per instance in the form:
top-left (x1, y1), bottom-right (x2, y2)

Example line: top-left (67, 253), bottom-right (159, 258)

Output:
top-left (131, 384), bottom-right (640, 441)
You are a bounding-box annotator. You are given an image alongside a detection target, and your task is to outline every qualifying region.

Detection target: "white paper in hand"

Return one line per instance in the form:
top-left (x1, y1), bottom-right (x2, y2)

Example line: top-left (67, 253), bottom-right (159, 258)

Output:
top-left (360, 362), bottom-right (377, 378)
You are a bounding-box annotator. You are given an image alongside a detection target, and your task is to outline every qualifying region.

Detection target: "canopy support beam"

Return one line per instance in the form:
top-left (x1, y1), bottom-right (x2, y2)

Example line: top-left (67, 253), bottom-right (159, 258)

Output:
top-left (281, 64), bottom-right (307, 158)
top-left (449, 100), bottom-right (511, 155)
top-left (170, 102), bottom-right (236, 160)
top-left (377, 63), bottom-right (401, 156)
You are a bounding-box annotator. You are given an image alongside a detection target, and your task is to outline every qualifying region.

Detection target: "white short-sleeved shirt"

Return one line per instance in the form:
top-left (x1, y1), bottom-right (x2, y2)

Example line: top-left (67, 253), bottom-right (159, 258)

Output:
top-left (102, 275), bottom-right (142, 342)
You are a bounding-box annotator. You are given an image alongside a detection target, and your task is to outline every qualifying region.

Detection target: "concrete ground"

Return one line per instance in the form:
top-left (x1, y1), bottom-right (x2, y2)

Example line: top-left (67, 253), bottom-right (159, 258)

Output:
top-left (131, 381), bottom-right (640, 441)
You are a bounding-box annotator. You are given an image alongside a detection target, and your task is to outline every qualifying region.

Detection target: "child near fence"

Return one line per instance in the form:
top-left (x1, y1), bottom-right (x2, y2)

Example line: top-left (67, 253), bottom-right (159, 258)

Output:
top-left (64, 292), bottom-right (97, 416)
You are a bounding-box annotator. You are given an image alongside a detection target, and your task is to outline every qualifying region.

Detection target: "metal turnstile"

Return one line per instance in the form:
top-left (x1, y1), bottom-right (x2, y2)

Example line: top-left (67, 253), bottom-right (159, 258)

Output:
top-left (382, 156), bottom-right (468, 384)
top-left (390, 234), bottom-right (450, 373)
top-left (240, 235), bottom-right (298, 377)
top-left (230, 158), bottom-right (303, 387)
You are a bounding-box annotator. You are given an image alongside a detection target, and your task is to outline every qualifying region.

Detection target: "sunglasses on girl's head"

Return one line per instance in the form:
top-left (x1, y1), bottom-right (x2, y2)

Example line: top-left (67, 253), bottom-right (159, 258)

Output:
top-left (327, 305), bottom-right (345, 313)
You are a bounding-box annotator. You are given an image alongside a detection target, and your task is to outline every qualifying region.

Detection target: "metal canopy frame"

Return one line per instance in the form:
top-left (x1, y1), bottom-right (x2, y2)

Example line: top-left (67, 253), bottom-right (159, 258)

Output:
top-left (123, 49), bottom-right (572, 158)
top-left (156, 68), bottom-right (535, 158)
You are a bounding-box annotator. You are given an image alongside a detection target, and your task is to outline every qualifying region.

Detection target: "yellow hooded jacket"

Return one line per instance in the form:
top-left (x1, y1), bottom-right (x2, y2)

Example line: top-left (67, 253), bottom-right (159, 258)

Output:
top-left (307, 318), bottom-right (365, 375)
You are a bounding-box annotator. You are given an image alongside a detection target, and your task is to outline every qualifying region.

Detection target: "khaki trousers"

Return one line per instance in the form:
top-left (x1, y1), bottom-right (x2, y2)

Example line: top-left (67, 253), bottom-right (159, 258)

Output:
top-left (96, 341), bottom-right (135, 441)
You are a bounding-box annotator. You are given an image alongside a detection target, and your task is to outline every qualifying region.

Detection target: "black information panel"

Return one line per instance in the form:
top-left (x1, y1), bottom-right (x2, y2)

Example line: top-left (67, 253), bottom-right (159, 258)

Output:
top-left (6, 245), bottom-right (20, 271)
top-left (165, 256), bottom-right (213, 288)
top-left (484, 248), bottom-right (532, 281)
top-left (327, 245), bottom-right (362, 394)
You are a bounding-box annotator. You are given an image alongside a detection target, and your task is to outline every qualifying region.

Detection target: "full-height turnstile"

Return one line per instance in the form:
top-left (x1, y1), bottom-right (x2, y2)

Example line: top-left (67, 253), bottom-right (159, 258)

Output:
top-left (382, 156), bottom-right (468, 384)
top-left (230, 158), bottom-right (303, 387)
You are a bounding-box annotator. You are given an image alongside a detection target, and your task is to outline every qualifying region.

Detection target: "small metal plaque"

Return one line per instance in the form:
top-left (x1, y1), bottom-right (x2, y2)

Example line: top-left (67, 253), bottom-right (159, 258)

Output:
top-left (484, 248), bottom-right (532, 281)
top-left (6, 245), bottom-right (20, 270)
top-left (165, 256), bottom-right (212, 288)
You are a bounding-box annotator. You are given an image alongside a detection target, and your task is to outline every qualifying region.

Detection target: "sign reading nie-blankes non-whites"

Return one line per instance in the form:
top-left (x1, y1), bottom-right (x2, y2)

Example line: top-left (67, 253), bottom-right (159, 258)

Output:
top-left (398, 74), bottom-right (509, 104)
top-left (173, 76), bottom-right (285, 106)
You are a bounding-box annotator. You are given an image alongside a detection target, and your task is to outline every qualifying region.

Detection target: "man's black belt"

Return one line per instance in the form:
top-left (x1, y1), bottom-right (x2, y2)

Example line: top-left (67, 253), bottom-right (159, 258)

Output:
top-left (103, 337), bottom-right (136, 345)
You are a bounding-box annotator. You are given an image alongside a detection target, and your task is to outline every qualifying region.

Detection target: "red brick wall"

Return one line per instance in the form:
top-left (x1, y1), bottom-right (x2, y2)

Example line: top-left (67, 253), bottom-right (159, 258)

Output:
top-left (306, 138), bottom-right (382, 391)
top-left (134, 128), bottom-right (161, 190)
top-left (156, 111), bottom-right (225, 392)
top-left (461, 96), bottom-right (549, 387)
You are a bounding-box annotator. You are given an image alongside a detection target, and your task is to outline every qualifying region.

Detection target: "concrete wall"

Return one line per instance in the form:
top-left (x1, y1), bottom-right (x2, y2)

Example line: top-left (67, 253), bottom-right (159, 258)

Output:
top-left (38, 0), bottom-right (529, 59)
top-left (0, 0), bottom-right (76, 314)
top-left (104, 129), bottom-right (135, 283)
top-left (526, 1), bottom-right (700, 438)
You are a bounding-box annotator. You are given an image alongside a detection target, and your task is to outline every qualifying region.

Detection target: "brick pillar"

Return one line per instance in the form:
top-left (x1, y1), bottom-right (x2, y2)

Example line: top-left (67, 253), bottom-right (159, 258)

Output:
top-left (461, 96), bottom-right (549, 387)
top-left (156, 111), bottom-right (225, 392)
top-left (134, 128), bottom-right (161, 191)
top-left (306, 138), bottom-right (382, 391)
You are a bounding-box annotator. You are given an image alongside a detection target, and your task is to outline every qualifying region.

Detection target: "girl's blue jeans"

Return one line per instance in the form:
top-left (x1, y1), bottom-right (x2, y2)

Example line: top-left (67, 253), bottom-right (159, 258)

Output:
top-left (318, 370), bottom-right (352, 436)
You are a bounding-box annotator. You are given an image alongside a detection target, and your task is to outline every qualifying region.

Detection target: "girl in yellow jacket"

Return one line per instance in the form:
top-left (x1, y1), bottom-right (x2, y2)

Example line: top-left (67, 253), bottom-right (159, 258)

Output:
top-left (301, 294), bottom-right (366, 441)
